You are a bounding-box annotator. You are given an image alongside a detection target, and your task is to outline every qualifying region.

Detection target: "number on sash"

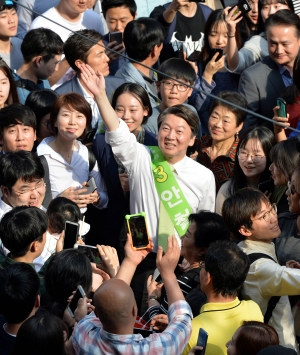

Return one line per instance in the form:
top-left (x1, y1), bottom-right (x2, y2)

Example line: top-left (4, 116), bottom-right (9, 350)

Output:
top-left (154, 165), bottom-right (168, 183)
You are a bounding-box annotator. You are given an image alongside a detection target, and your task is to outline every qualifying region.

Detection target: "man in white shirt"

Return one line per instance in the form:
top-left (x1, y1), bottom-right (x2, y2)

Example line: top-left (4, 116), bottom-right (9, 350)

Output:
top-left (29, 0), bottom-right (104, 88)
top-left (222, 187), bottom-right (300, 352)
top-left (79, 63), bottom-right (215, 312)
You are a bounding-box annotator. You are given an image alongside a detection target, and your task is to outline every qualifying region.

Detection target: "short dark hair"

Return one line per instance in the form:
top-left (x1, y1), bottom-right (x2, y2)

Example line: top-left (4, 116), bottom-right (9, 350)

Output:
top-left (265, 10), bottom-right (300, 37)
top-left (0, 59), bottom-right (19, 105)
top-left (11, 314), bottom-right (67, 355)
top-left (0, 3), bottom-right (17, 13)
top-left (235, 321), bottom-right (279, 355)
top-left (0, 263), bottom-right (40, 324)
top-left (25, 89), bottom-right (59, 138)
top-left (205, 240), bottom-right (250, 297)
top-left (21, 28), bottom-right (63, 63)
top-left (158, 58), bottom-right (196, 85)
top-left (0, 103), bottom-right (36, 136)
top-left (260, 0), bottom-right (294, 13)
top-left (229, 126), bottom-right (275, 195)
top-left (44, 249), bottom-right (92, 317)
top-left (102, 0), bottom-right (137, 18)
top-left (0, 151), bottom-right (45, 191)
top-left (209, 91), bottom-right (248, 127)
top-left (47, 197), bottom-right (82, 234)
top-left (123, 17), bottom-right (164, 62)
top-left (50, 93), bottom-right (92, 137)
top-left (222, 187), bottom-right (270, 240)
top-left (188, 211), bottom-right (230, 248)
top-left (111, 82), bottom-right (152, 124)
top-left (269, 137), bottom-right (300, 182)
top-left (157, 104), bottom-right (199, 137)
top-left (64, 29), bottom-right (103, 72)
top-left (0, 206), bottom-right (48, 257)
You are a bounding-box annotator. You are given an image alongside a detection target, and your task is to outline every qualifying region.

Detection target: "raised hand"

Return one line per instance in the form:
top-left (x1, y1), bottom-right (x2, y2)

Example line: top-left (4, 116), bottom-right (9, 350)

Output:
top-left (79, 63), bottom-right (106, 98)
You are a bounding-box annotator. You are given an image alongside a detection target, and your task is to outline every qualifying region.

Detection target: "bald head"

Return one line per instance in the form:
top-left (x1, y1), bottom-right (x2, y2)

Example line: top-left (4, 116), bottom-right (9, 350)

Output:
top-left (94, 279), bottom-right (137, 333)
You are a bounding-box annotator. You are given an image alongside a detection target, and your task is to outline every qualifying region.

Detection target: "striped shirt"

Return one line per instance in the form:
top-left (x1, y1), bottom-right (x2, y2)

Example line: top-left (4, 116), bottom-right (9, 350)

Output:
top-left (72, 300), bottom-right (192, 355)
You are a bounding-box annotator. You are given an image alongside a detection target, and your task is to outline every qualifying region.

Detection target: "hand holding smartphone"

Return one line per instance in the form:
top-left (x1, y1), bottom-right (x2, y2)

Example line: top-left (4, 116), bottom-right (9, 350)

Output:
top-left (230, 0), bottom-right (252, 15)
top-left (64, 221), bottom-right (79, 249)
top-left (276, 97), bottom-right (287, 118)
top-left (195, 328), bottom-right (208, 355)
top-left (79, 177), bottom-right (97, 195)
top-left (74, 244), bottom-right (102, 264)
top-left (125, 213), bottom-right (151, 250)
top-left (209, 48), bottom-right (223, 62)
top-left (109, 31), bottom-right (122, 45)
top-left (68, 285), bottom-right (86, 317)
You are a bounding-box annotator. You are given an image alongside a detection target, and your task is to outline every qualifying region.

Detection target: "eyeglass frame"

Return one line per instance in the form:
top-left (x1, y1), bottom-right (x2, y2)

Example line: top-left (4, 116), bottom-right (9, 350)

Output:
top-left (160, 80), bottom-right (189, 92)
top-left (287, 181), bottom-right (299, 196)
top-left (250, 203), bottom-right (277, 223)
top-left (11, 179), bottom-right (46, 196)
top-left (237, 150), bottom-right (266, 163)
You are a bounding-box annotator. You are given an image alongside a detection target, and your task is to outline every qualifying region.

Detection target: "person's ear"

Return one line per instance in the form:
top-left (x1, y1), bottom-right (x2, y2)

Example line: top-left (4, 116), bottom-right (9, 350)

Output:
top-left (34, 56), bottom-right (43, 68)
top-left (75, 59), bottom-right (84, 70)
top-left (239, 225), bottom-right (252, 238)
top-left (203, 270), bottom-right (211, 286)
top-left (156, 81), bottom-right (161, 93)
top-left (186, 86), bottom-right (193, 98)
top-left (1, 186), bottom-right (10, 199)
top-left (33, 129), bottom-right (36, 142)
top-left (133, 12), bottom-right (137, 20)
top-left (236, 121), bottom-right (244, 134)
top-left (30, 240), bottom-right (39, 253)
top-left (132, 304), bottom-right (138, 318)
top-left (35, 294), bottom-right (41, 308)
top-left (188, 134), bottom-right (196, 147)
top-left (152, 44), bottom-right (162, 59)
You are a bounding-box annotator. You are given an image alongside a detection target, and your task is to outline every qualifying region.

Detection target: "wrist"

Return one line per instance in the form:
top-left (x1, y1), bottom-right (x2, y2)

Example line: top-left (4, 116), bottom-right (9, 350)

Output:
top-left (228, 33), bottom-right (236, 38)
top-left (148, 295), bottom-right (160, 302)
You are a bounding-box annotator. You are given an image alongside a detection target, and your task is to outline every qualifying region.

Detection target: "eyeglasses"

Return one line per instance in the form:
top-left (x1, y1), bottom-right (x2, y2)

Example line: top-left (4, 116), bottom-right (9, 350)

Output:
top-left (251, 203), bottom-right (277, 223)
top-left (41, 121), bottom-right (52, 130)
top-left (161, 81), bottom-right (188, 92)
top-left (11, 180), bottom-right (46, 196)
top-left (287, 181), bottom-right (298, 195)
top-left (237, 151), bottom-right (265, 163)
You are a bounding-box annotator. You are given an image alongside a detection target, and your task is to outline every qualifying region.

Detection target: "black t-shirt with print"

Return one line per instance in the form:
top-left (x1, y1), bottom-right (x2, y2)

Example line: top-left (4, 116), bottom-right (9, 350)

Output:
top-left (151, 4), bottom-right (207, 62)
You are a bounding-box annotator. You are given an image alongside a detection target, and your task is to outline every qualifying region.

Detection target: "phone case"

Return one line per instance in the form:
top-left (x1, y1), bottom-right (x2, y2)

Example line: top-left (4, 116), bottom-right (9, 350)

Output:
top-left (80, 178), bottom-right (97, 195)
top-left (68, 285), bottom-right (85, 317)
top-left (125, 212), bottom-right (151, 250)
top-left (277, 98), bottom-right (287, 118)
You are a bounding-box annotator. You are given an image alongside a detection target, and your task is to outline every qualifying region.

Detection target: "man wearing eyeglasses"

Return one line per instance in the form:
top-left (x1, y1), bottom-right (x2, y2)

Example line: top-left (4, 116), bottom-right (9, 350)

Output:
top-left (222, 187), bottom-right (300, 352)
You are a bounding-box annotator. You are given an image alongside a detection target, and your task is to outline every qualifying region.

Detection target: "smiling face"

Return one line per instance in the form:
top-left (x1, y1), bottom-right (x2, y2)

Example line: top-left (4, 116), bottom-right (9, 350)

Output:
top-left (0, 69), bottom-right (10, 109)
top-left (261, 0), bottom-right (290, 22)
top-left (240, 201), bottom-right (281, 242)
top-left (157, 114), bottom-right (195, 164)
top-left (238, 138), bottom-right (267, 184)
top-left (55, 106), bottom-right (87, 141)
top-left (208, 105), bottom-right (242, 143)
top-left (2, 178), bottom-right (46, 209)
top-left (267, 25), bottom-right (300, 69)
top-left (114, 92), bottom-right (148, 135)
top-left (286, 171), bottom-right (300, 214)
top-left (208, 20), bottom-right (228, 55)
top-left (0, 6), bottom-right (18, 38)
top-left (157, 79), bottom-right (193, 111)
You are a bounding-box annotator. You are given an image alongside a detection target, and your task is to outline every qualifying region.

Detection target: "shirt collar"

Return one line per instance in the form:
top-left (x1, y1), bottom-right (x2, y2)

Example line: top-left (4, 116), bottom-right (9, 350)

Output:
top-left (77, 77), bottom-right (94, 104)
top-left (200, 297), bottom-right (240, 313)
top-left (238, 240), bottom-right (277, 260)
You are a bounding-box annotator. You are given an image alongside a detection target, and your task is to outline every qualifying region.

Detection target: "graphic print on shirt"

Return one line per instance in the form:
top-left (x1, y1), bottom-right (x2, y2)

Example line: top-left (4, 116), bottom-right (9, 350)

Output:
top-left (171, 32), bottom-right (205, 58)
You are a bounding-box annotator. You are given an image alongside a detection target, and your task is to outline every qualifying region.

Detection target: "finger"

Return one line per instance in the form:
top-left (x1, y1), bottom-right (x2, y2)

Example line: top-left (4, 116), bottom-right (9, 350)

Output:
top-left (147, 275), bottom-right (153, 286)
top-left (156, 245), bottom-right (163, 264)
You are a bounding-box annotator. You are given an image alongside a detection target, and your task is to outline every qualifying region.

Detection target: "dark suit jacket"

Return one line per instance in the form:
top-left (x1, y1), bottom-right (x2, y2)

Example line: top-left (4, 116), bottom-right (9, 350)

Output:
top-left (238, 56), bottom-right (286, 130)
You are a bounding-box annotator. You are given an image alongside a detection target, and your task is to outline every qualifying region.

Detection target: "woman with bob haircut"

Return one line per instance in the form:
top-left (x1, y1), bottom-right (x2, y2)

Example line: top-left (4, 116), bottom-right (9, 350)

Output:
top-left (37, 93), bottom-right (108, 213)
top-left (226, 321), bottom-right (279, 355)
top-left (0, 59), bottom-right (19, 108)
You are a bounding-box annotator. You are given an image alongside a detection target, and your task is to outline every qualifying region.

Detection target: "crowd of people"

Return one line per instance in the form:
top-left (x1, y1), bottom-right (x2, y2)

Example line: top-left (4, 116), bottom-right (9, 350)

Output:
top-left (1, 0), bottom-right (300, 354)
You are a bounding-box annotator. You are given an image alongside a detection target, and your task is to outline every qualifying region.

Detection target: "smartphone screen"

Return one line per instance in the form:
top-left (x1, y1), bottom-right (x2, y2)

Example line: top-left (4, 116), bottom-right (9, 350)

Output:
top-left (195, 328), bottom-right (208, 355)
top-left (209, 48), bottom-right (223, 61)
top-left (127, 215), bottom-right (149, 249)
top-left (77, 245), bottom-right (102, 264)
top-left (109, 31), bottom-right (122, 45)
top-left (64, 221), bottom-right (79, 249)
top-left (68, 285), bottom-right (85, 317)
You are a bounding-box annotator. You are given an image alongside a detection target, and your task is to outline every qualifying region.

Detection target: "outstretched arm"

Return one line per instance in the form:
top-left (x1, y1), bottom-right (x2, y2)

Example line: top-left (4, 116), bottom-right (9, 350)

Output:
top-left (224, 7), bottom-right (242, 71)
top-left (79, 63), bottom-right (119, 132)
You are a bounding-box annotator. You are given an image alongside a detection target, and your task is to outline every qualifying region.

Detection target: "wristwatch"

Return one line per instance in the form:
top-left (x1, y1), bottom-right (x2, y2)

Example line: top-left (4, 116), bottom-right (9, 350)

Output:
top-left (147, 295), bottom-right (160, 302)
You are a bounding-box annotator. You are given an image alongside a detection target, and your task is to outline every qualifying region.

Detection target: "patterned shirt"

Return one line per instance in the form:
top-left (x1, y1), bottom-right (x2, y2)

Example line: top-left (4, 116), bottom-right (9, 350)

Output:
top-left (72, 300), bottom-right (192, 355)
top-left (196, 135), bottom-right (239, 192)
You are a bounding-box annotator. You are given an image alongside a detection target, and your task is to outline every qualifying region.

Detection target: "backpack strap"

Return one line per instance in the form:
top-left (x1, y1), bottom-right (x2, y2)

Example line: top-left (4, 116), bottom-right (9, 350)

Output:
top-left (15, 78), bottom-right (41, 92)
top-left (248, 253), bottom-right (281, 324)
top-left (87, 146), bottom-right (96, 172)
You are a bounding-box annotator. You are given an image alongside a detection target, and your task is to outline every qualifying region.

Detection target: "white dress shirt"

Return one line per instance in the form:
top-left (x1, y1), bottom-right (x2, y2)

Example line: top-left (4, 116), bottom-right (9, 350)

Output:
top-left (105, 119), bottom-right (215, 251)
top-left (37, 137), bottom-right (108, 213)
top-left (239, 239), bottom-right (299, 352)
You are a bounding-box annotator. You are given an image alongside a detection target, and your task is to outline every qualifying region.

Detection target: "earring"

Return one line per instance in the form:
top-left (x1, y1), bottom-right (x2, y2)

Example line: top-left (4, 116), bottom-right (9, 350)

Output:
top-left (235, 132), bottom-right (239, 140)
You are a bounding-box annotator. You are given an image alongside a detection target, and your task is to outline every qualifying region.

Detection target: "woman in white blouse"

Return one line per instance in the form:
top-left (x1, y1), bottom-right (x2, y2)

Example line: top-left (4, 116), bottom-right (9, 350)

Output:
top-left (37, 93), bottom-right (108, 213)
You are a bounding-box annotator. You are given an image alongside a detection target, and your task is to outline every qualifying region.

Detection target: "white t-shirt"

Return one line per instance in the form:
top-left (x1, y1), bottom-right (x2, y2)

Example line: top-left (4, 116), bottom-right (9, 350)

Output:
top-left (30, 7), bottom-right (104, 42)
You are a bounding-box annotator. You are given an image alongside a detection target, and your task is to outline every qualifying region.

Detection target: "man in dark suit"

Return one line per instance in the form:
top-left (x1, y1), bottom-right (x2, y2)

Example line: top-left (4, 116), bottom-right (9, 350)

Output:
top-left (238, 10), bottom-right (300, 130)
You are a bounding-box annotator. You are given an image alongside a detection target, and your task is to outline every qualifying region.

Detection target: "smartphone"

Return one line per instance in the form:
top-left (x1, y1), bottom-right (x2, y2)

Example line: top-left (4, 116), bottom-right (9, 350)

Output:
top-left (230, 0), bottom-right (252, 15)
top-left (175, 42), bottom-right (184, 60)
top-left (277, 97), bottom-right (287, 118)
top-left (186, 51), bottom-right (201, 62)
top-left (195, 328), bottom-right (209, 355)
top-left (109, 31), bottom-right (123, 45)
top-left (68, 285), bottom-right (86, 317)
top-left (64, 221), bottom-right (79, 249)
top-left (79, 177), bottom-right (97, 195)
top-left (74, 244), bottom-right (102, 264)
top-left (209, 48), bottom-right (223, 61)
top-left (258, 179), bottom-right (275, 195)
top-left (125, 213), bottom-right (150, 250)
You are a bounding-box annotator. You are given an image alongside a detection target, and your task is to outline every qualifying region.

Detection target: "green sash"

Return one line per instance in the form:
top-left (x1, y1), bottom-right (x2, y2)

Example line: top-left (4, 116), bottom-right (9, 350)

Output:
top-left (149, 146), bottom-right (192, 238)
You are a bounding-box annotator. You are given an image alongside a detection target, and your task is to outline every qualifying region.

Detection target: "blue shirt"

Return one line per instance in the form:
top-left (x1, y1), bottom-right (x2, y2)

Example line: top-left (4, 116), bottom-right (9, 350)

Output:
top-left (277, 64), bottom-right (293, 87)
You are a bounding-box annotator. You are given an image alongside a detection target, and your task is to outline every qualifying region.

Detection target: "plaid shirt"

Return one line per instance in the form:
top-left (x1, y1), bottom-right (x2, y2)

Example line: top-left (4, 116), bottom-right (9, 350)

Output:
top-left (72, 300), bottom-right (192, 355)
top-left (196, 135), bottom-right (239, 193)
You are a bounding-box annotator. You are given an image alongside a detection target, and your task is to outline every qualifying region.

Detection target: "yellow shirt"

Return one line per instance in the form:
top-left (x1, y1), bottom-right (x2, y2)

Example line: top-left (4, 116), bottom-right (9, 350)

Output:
top-left (183, 297), bottom-right (263, 355)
